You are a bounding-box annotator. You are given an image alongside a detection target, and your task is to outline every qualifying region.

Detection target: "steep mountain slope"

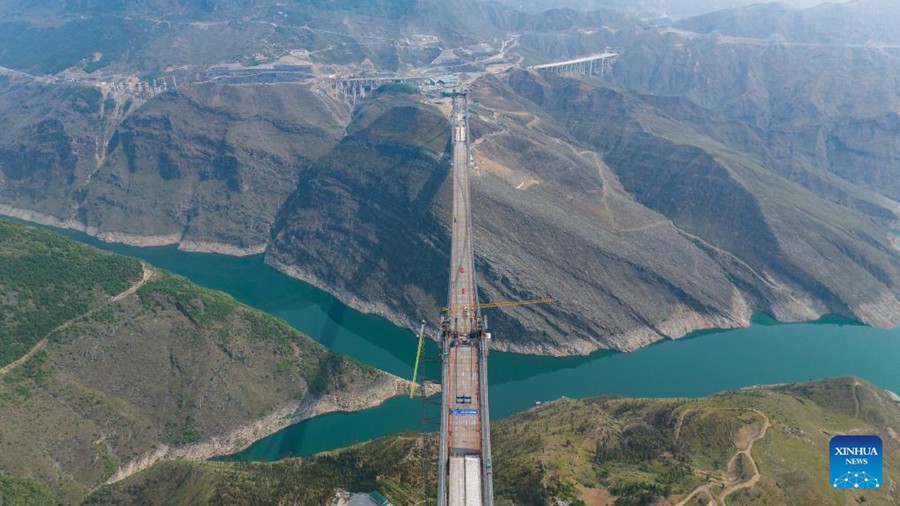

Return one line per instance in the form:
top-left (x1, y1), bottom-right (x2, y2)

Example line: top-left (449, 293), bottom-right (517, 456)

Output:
top-left (514, 0), bottom-right (900, 212)
top-left (0, 219), bottom-right (403, 504)
top-left (267, 90), bottom-right (453, 333)
top-left (500, 70), bottom-right (900, 327)
top-left (676, 0), bottom-right (900, 44)
top-left (266, 87), bottom-right (749, 354)
top-left (1, 0), bottom-right (898, 356)
top-left (462, 76), bottom-right (753, 353)
top-left (11, 66), bottom-right (890, 357)
top-left (84, 377), bottom-right (900, 505)
top-left (0, 80), bottom-right (348, 251)
top-left (265, 72), bottom-right (898, 355)
top-left (0, 80), bottom-right (111, 220)
top-left (495, 0), bottom-right (847, 20)
top-left (610, 32), bottom-right (900, 209)
top-left (79, 82), bottom-right (348, 250)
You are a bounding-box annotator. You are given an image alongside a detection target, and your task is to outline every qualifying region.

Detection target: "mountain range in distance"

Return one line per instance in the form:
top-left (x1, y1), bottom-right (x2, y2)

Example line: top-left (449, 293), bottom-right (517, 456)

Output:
top-left (0, 0), bottom-right (897, 355)
top-left (1, 1), bottom-right (899, 505)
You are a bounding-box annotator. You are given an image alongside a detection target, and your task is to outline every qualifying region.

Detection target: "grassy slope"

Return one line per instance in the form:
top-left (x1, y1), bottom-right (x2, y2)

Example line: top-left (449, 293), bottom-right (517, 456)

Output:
top-left (84, 435), bottom-right (429, 506)
top-left (86, 377), bottom-right (900, 505)
top-left (0, 219), bottom-right (387, 504)
top-left (0, 219), bottom-right (142, 367)
top-left (491, 378), bottom-right (900, 506)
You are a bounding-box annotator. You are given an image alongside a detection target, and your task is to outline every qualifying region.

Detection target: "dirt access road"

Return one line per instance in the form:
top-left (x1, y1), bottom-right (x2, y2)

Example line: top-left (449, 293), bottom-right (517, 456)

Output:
top-left (0, 262), bottom-right (153, 378)
top-left (674, 409), bottom-right (771, 506)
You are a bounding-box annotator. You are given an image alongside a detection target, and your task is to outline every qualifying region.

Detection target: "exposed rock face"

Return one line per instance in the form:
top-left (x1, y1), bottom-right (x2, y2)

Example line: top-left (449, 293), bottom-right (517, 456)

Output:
top-left (1, 0), bottom-right (898, 355)
top-left (264, 76), bottom-right (898, 355)
top-left (0, 79), bottom-right (349, 249)
top-left (498, 70), bottom-right (900, 329)
top-left (460, 83), bottom-right (756, 353)
top-left (79, 82), bottom-right (349, 247)
top-left (267, 92), bottom-right (453, 336)
top-left (267, 89), bottom-right (753, 354)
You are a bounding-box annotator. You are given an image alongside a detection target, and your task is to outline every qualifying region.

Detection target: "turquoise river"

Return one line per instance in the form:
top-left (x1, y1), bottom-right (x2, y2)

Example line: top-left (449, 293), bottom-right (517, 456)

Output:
top-left (48, 226), bottom-right (900, 462)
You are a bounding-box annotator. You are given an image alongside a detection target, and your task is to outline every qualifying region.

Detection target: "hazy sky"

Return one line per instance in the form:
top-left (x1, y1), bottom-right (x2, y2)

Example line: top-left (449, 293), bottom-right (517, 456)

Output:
top-left (500, 0), bottom-right (855, 18)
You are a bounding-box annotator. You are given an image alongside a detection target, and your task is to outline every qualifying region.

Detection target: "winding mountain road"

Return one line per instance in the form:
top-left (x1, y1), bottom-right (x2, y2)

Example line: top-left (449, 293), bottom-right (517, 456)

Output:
top-left (674, 409), bottom-right (770, 506)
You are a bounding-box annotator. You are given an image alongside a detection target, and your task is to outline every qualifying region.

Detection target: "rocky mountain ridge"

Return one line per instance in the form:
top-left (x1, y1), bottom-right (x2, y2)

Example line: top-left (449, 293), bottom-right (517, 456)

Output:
top-left (0, 0), bottom-right (897, 355)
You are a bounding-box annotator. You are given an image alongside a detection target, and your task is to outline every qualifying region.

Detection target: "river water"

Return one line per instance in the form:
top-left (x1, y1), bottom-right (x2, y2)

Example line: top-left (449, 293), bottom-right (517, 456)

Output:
top-left (48, 227), bottom-right (900, 461)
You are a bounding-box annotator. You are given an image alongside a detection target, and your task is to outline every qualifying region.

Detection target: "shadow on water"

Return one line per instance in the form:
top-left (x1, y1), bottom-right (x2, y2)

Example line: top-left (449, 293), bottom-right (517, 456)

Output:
top-left (275, 353), bottom-right (347, 460)
top-left (318, 298), bottom-right (347, 352)
top-left (13, 219), bottom-right (900, 461)
top-left (487, 348), bottom-right (602, 385)
top-left (226, 315), bottom-right (900, 461)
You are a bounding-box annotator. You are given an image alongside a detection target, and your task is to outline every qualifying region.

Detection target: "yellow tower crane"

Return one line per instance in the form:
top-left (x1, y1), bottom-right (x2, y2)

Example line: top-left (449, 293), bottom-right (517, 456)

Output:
top-left (409, 298), bottom-right (554, 397)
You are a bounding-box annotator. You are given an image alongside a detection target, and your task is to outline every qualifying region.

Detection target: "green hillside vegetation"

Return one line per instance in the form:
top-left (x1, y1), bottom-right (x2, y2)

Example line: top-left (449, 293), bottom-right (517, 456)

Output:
top-left (0, 473), bottom-right (57, 506)
top-left (85, 435), bottom-right (429, 506)
top-left (86, 377), bottom-right (900, 506)
top-left (0, 219), bottom-right (392, 504)
top-left (0, 219), bottom-right (142, 367)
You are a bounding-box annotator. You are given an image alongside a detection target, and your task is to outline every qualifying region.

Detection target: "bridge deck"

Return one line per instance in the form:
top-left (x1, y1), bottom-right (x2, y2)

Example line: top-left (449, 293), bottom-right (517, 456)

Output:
top-left (530, 51), bottom-right (618, 69)
top-left (447, 93), bottom-right (481, 453)
top-left (441, 92), bottom-right (492, 506)
top-left (449, 344), bottom-right (481, 452)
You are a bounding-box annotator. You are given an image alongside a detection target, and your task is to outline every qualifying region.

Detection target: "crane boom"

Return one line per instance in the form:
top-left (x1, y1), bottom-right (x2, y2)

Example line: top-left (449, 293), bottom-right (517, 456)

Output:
top-left (442, 297), bottom-right (554, 313)
top-left (409, 321), bottom-right (427, 398)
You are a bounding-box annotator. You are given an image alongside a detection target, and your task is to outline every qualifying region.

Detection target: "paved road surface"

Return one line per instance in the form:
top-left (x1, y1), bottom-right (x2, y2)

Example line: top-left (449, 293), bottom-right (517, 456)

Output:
top-left (440, 93), bottom-right (492, 506)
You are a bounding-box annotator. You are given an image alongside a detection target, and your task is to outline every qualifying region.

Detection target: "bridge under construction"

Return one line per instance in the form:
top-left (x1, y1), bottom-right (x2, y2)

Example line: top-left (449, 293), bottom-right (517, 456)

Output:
top-left (437, 92), bottom-right (494, 506)
top-left (529, 51), bottom-right (619, 77)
